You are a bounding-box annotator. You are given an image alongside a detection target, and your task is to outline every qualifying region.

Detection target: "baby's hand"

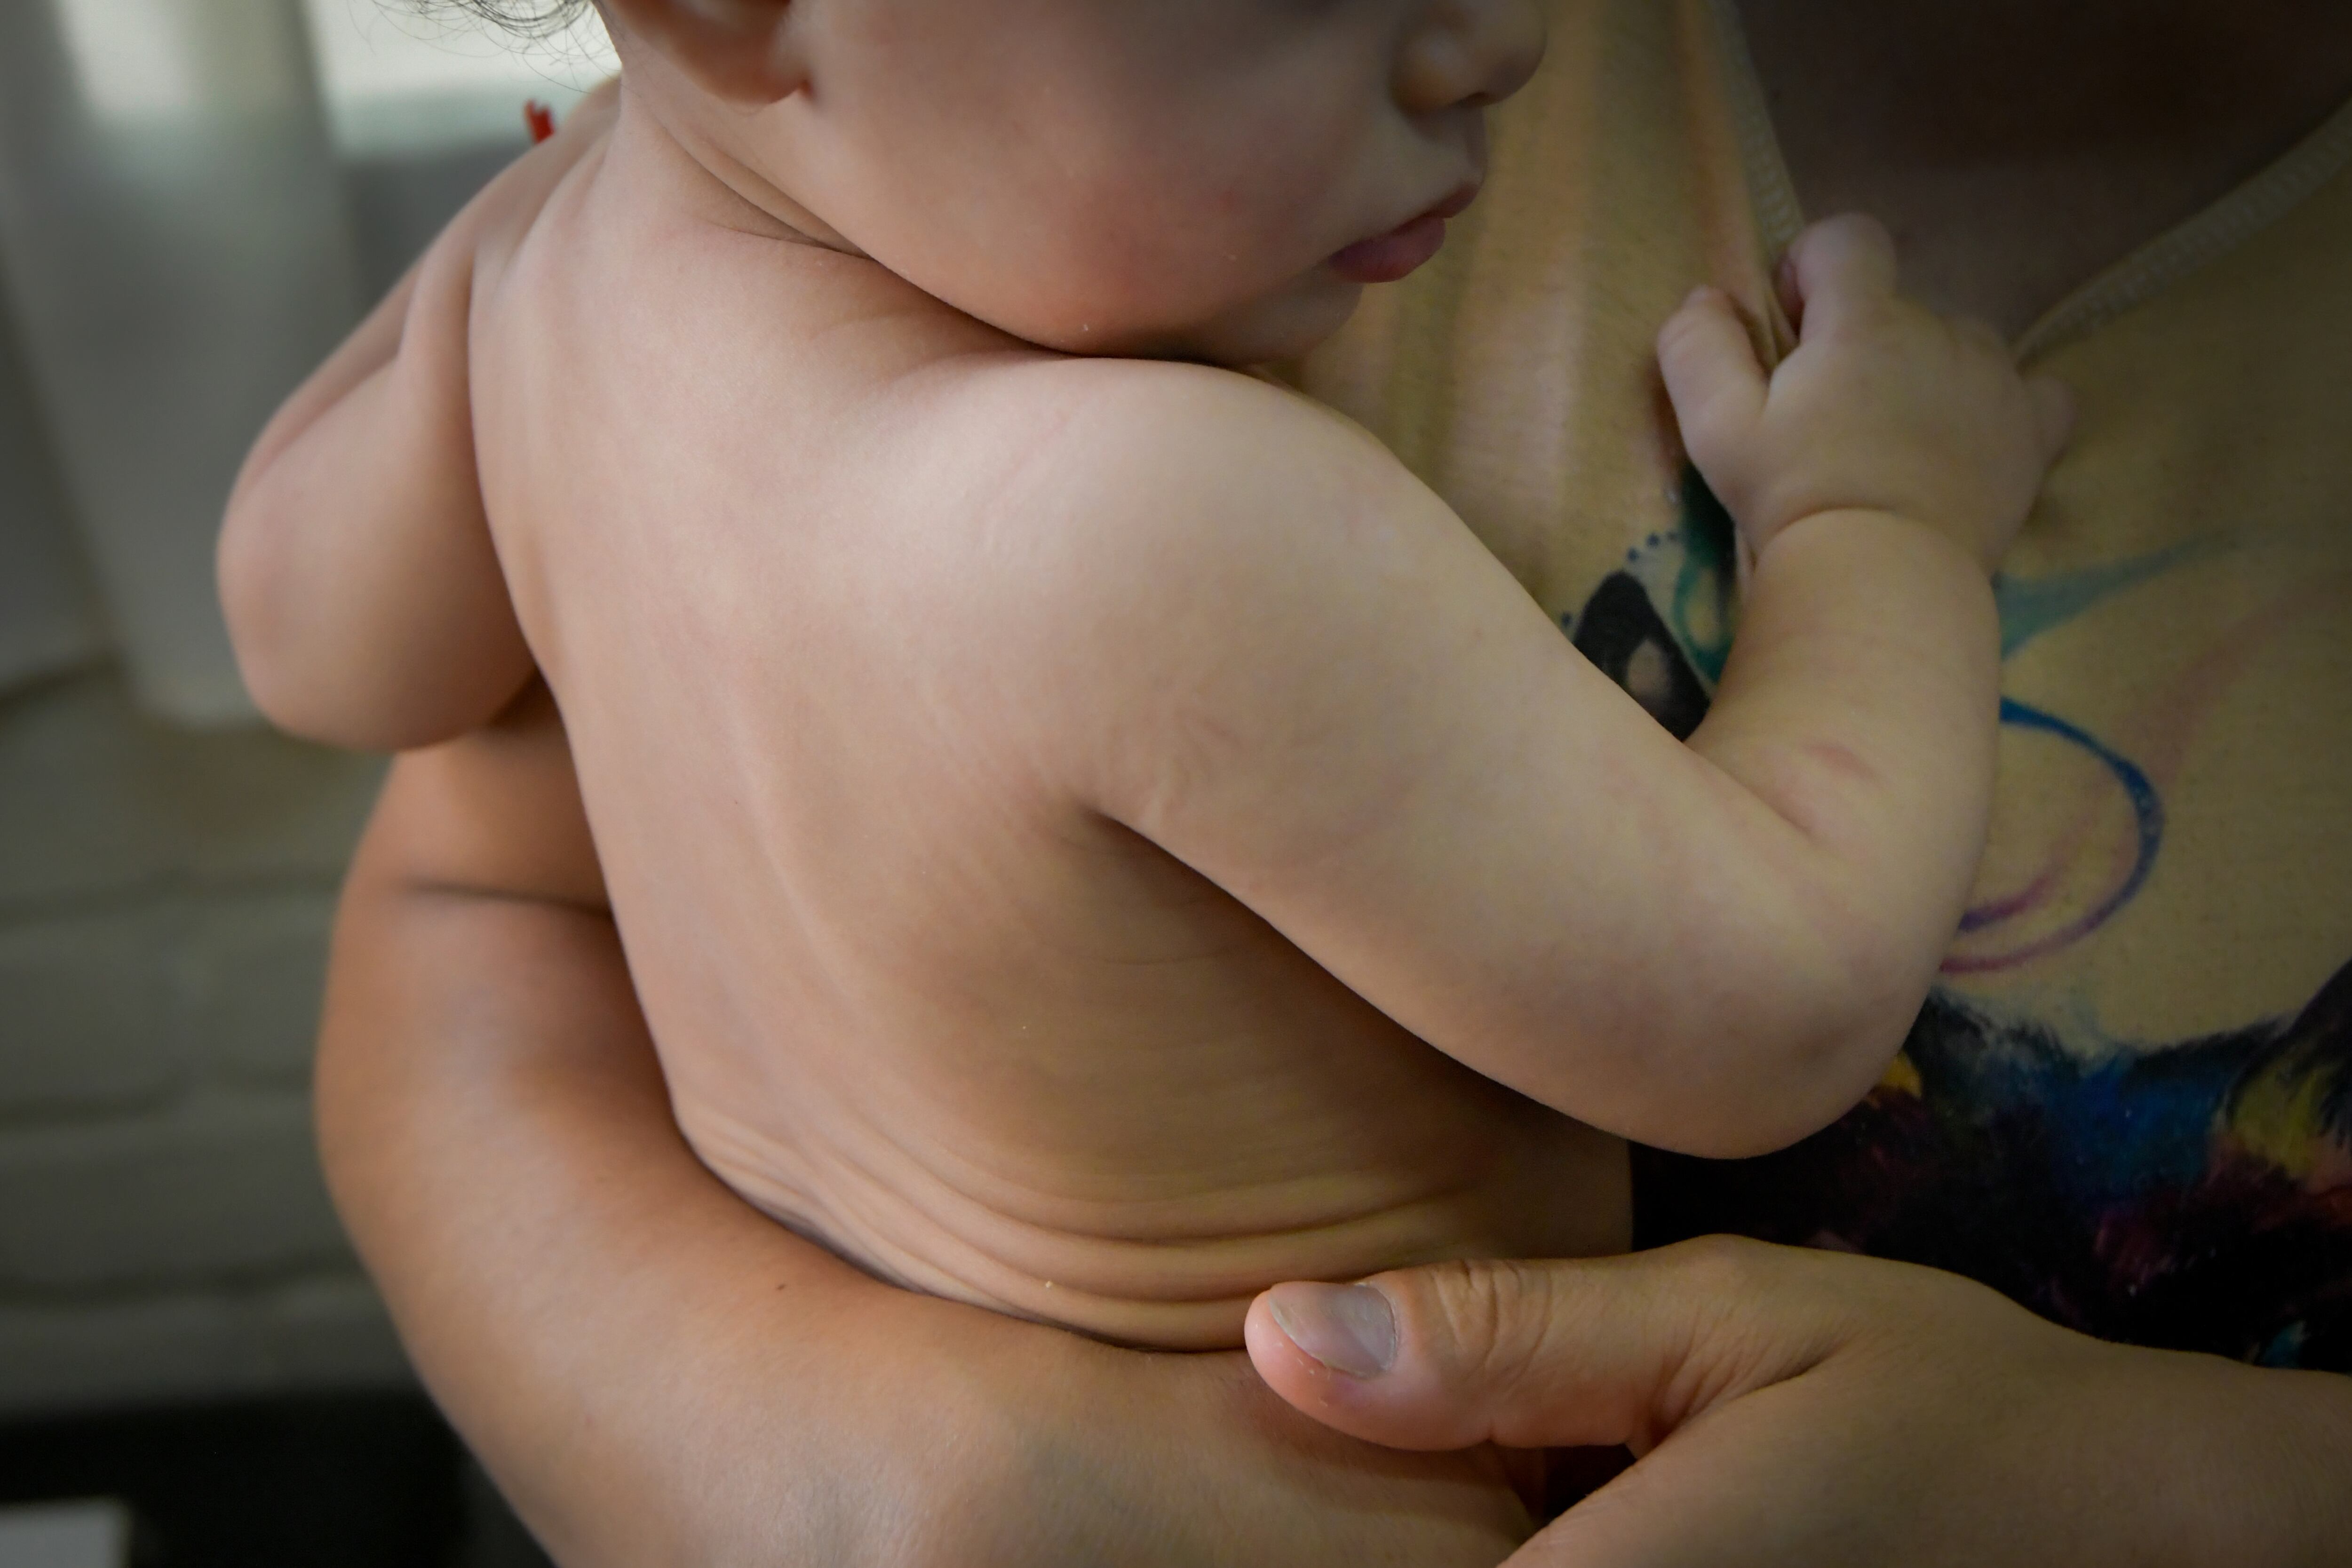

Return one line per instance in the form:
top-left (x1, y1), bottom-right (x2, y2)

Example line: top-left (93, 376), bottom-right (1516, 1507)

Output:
top-left (1658, 215), bottom-right (2074, 570)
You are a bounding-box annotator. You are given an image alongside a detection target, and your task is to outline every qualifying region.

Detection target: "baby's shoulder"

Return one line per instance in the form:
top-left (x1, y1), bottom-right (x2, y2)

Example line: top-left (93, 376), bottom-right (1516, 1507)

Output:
top-left (874, 351), bottom-right (1466, 727)
top-left (954, 356), bottom-right (1379, 474)
top-left (910, 356), bottom-right (1427, 577)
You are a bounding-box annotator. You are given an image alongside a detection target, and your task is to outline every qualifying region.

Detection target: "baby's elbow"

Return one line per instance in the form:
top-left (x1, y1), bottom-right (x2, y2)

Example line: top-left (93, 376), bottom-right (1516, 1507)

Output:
top-left (220, 499), bottom-right (516, 752)
top-left (1637, 973), bottom-right (1926, 1160)
top-left (237, 634), bottom-right (497, 752)
top-left (1737, 896), bottom-right (1945, 1138)
top-left (224, 616), bottom-right (366, 748)
top-left (216, 493), bottom-right (271, 662)
top-left (223, 594), bottom-right (437, 753)
top-left (1581, 892), bottom-right (1943, 1159)
top-left (220, 546), bottom-right (339, 746)
top-left (1665, 1026), bottom-right (1911, 1158)
top-left (219, 516), bottom-right (330, 740)
top-left (235, 650), bottom-right (377, 750)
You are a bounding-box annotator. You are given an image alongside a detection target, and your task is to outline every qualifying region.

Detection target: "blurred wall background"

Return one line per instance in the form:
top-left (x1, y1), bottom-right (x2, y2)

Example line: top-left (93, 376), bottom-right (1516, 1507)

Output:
top-left (0, 0), bottom-right (612, 1423)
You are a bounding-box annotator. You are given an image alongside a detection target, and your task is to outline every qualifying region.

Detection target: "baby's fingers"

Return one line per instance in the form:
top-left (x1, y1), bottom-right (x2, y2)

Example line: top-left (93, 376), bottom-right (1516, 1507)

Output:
top-left (2028, 373), bottom-right (2077, 464)
top-left (1657, 287), bottom-right (1766, 470)
top-left (1782, 214), bottom-right (1899, 335)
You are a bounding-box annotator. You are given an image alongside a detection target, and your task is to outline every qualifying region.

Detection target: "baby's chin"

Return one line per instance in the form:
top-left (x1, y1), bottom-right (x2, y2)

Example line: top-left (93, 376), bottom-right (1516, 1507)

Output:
top-left (1021, 272), bottom-right (1366, 369)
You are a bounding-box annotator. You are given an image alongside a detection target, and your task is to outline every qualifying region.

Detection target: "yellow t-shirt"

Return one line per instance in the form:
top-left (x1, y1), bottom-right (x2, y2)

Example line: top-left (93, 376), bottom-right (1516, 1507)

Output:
top-left (1302, 0), bottom-right (2352, 1370)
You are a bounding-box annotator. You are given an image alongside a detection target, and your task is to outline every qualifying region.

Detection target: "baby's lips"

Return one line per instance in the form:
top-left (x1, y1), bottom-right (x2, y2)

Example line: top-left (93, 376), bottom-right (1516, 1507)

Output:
top-left (1328, 214), bottom-right (1449, 284)
top-left (1328, 182), bottom-right (1482, 286)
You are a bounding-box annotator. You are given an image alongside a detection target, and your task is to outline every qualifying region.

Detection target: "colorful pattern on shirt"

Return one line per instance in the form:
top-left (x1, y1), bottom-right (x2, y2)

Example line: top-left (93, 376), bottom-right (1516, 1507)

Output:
top-left (1623, 479), bottom-right (2352, 1372)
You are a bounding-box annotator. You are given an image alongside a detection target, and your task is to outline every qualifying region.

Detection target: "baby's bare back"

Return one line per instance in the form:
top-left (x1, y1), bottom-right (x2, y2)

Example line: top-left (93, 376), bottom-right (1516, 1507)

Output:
top-left (229, 78), bottom-right (2050, 1350)
top-left (467, 111), bottom-right (1625, 1349)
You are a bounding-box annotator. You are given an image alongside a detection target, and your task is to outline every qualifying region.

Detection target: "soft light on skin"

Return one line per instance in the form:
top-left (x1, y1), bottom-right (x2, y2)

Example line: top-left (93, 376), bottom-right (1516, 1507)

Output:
top-left (597, 0), bottom-right (1545, 364)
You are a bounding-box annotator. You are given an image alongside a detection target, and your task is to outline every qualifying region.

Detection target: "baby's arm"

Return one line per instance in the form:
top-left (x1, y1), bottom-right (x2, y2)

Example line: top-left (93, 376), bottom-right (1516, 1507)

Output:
top-left (218, 89), bottom-right (614, 749)
top-left (218, 229), bottom-right (523, 749)
top-left (1016, 218), bottom-right (2066, 1159)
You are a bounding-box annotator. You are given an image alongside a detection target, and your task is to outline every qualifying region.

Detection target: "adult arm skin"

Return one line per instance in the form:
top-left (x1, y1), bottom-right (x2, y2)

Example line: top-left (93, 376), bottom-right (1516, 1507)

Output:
top-left (1246, 1241), bottom-right (2352, 1567)
top-left (317, 684), bottom-right (1537, 1568)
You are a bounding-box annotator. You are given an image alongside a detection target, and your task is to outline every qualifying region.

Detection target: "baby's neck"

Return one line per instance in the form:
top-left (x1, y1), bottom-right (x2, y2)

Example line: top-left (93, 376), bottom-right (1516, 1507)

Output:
top-left (608, 78), bottom-right (859, 262)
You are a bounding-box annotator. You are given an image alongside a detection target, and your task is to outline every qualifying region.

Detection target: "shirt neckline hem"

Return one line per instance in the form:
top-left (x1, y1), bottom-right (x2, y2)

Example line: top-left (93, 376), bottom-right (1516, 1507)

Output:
top-left (1698, 0), bottom-right (2352, 362)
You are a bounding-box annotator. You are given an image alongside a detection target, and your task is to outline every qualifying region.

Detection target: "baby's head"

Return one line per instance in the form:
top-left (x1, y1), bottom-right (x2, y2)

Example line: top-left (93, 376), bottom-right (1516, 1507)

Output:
top-left (473, 0), bottom-right (1542, 364)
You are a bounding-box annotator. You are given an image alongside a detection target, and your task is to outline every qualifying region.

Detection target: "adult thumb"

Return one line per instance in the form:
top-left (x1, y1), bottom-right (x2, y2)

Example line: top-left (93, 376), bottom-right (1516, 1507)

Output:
top-left (1243, 1239), bottom-right (1852, 1456)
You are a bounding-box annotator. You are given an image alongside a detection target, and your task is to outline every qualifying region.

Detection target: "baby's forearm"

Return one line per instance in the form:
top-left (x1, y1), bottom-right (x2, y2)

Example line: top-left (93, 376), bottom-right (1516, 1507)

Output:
top-left (1685, 506), bottom-right (1999, 1056)
top-left (220, 206), bottom-right (529, 750)
top-left (1416, 510), bottom-right (2006, 1158)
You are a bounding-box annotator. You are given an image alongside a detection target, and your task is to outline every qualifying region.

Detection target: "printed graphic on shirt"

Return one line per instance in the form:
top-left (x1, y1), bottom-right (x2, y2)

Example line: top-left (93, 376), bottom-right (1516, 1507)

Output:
top-left (1620, 474), bottom-right (2352, 1372)
top-left (1641, 962), bottom-right (2352, 1372)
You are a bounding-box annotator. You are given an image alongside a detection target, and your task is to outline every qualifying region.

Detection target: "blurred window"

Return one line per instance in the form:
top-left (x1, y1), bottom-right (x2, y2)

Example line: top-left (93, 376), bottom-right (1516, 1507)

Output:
top-left (55, 0), bottom-right (207, 121)
top-left (300, 0), bottom-right (617, 156)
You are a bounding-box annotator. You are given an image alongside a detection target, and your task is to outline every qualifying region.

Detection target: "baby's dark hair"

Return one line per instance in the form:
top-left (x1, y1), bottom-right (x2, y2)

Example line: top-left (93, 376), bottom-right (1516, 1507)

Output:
top-left (411, 0), bottom-right (596, 40)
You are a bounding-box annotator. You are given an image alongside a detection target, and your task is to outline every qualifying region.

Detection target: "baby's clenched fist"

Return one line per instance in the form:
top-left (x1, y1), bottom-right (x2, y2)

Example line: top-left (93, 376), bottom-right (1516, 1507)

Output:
top-left (1659, 214), bottom-right (2074, 570)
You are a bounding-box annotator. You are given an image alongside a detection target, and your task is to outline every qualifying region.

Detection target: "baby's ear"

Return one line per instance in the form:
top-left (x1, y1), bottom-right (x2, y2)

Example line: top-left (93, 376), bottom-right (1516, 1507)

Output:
top-left (601, 0), bottom-right (805, 103)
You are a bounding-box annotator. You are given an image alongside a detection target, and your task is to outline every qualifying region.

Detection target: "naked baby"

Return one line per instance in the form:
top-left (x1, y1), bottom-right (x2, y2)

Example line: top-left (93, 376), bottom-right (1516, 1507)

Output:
top-left (221, 0), bottom-right (2071, 1350)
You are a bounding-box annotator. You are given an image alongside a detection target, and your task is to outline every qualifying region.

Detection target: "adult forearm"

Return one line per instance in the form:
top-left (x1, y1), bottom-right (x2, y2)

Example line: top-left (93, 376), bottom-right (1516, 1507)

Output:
top-left (2150, 1348), bottom-right (2352, 1566)
top-left (318, 800), bottom-right (1068, 1568)
top-left (2284, 1377), bottom-right (2352, 1564)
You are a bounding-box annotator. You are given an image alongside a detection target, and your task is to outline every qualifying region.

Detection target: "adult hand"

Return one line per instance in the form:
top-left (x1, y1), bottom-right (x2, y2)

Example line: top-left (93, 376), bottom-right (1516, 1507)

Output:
top-left (1246, 1238), bottom-right (2352, 1567)
top-left (321, 689), bottom-right (1534, 1568)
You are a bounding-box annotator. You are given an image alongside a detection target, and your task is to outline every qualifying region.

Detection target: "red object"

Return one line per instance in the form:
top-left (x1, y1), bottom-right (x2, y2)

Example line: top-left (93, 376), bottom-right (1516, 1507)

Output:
top-left (525, 101), bottom-right (557, 144)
